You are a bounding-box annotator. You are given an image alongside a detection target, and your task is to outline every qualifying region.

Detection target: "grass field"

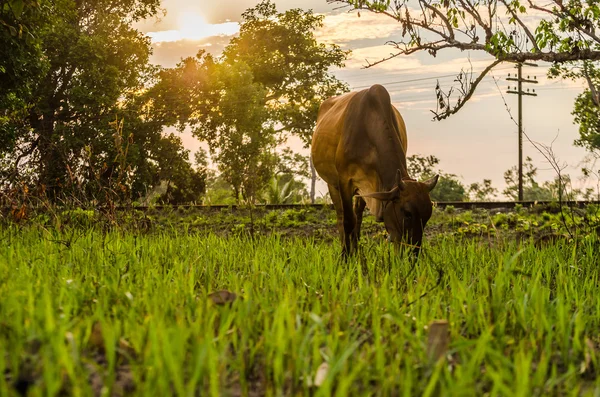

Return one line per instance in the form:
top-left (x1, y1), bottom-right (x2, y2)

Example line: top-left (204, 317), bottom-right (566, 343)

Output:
top-left (1, 208), bottom-right (600, 396)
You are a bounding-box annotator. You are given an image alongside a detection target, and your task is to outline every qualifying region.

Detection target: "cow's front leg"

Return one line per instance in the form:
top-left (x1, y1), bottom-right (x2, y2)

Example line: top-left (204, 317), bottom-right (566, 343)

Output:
top-left (327, 184), bottom-right (346, 256)
top-left (353, 196), bottom-right (366, 246)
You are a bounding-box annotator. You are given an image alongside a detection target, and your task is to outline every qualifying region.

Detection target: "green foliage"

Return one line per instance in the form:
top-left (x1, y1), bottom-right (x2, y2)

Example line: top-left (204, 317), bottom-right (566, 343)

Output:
top-left (276, 147), bottom-right (310, 180)
top-left (429, 177), bottom-right (466, 201)
top-left (407, 154), bottom-right (466, 201)
top-left (223, 0), bottom-right (349, 146)
top-left (0, 0), bottom-right (47, 153)
top-left (492, 212), bottom-right (508, 227)
top-left (2, 0), bottom-right (347, 206)
top-left (551, 61), bottom-right (600, 152)
top-left (262, 175), bottom-right (307, 204)
top-left (503, 157), bottom-right (554, 201)
top-left (406, 154), bottom-right (439, 179)
top-left (203, 174), bottom-right (238, 206)
top-left (468, 179), bottom-right (498, 201)
top-left (208, 60), bottom-right (277, 202)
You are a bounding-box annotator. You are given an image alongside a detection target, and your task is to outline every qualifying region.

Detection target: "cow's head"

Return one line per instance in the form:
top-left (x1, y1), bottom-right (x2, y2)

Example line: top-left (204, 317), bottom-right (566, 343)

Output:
top-left (359, 170), bottom-right (438, 255)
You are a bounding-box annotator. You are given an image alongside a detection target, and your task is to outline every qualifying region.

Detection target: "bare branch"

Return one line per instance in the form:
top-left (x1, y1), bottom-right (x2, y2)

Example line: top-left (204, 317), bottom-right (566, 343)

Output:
top-left (421, 2), bottom-right (455, 40)
top-left (457, 0), bottom-right (492, 41)
top-left (432, 59), bottom-right (502, 120)
top-left (499, 0), bottom-right (539, 52)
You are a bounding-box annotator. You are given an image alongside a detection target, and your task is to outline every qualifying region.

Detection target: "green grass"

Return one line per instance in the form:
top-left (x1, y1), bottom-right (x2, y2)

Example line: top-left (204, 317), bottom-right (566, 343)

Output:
top-left (1, 223), bottom-right (600, 396)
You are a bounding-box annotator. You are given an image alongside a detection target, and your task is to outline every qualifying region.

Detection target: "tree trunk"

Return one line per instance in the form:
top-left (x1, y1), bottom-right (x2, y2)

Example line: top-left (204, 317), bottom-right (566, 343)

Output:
top-left (34, 112), bottom-right (63, 199)
top-left (310, 154), bottom-right (316, 204)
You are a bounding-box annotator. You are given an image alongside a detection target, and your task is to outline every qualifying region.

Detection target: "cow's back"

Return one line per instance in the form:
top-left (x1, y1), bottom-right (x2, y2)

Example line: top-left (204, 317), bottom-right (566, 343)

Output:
top-left (311, 86), bottom-right (408, 187)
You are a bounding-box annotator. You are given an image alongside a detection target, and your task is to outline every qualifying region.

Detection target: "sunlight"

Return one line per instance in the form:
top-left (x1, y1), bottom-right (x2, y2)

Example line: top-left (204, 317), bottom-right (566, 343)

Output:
top-left (147, 13), bottom-right (239, 43)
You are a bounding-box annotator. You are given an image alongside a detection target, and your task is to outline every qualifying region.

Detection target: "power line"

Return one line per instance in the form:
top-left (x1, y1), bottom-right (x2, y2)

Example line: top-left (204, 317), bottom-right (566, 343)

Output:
top-left (350, 65), bottom-right (516, 90)
top-left (351, 73), bottom-right (460, 90)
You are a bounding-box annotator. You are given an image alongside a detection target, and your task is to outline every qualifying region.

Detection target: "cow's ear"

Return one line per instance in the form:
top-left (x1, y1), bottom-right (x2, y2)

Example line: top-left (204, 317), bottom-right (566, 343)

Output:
top-left (358, 186), bottom-right (400, 201)
top-left (423, 174), bottom-right (439, 192)
top-left (395, 169), bottom-right (406, 190)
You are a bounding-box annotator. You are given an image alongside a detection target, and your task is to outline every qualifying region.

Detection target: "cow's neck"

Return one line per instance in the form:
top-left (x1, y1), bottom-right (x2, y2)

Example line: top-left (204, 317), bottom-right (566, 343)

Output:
top-left (375, 134), bottom-right (409, 190)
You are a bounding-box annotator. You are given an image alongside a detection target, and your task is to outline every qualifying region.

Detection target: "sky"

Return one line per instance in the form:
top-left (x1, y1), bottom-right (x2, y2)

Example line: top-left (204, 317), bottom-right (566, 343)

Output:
top-left (134, 0), bottom-right (596, 198)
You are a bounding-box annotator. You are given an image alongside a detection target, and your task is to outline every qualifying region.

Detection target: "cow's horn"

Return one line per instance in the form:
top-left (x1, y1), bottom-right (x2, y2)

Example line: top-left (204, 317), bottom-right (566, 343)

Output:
top-left (423, 174), bottom-right (439, 192)
top-left (395, 169), bottom-right (406, 190)
top-left (357, 186), bottom-right (400, 201)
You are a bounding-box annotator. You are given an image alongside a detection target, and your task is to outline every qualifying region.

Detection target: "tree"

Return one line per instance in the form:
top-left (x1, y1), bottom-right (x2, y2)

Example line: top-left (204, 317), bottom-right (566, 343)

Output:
top-left (542, 174), bottom-right (583, 201)
top-left (406, 154), bottom-right (440, 179)
top-left (199, 59), bottom-right (277, 203)
top-left (1, 0), bottom-right (207, 205)
top-left (225, 1), bottom-right (349, 202)
top-left (1, 0), bottom-right (47, 156)
top-left (152, 1), bottom-right (348, 203)
top-left (203, 174), bottom-right (238, 205)
top-left (503, 156), bottom-right (554, 200)
top-left (407, 154), bottom-right (467, 201)
top-left (154, 137), bottom-right (207, 205)
top-left (430, 177), bottom-right (467, 201)
top-left (1, 0), bottom-right (167, 199)
top-left (469, 179), bottom-right (498, 201)
top-left (222, 1), bottom-right (348, 136)
top-left (333, 0), bottom-right (600, 120)
top-left (553, 61), bottom-right (600, 152)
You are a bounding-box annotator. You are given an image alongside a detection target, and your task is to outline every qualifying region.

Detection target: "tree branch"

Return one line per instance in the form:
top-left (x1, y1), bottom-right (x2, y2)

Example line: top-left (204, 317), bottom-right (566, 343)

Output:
top-left (457, 0), bottom-right (492, 41)
top-left (527, 0), bottom-right (600, 45)
top-left (499, 0), bottom-right (539, 52)
top-left (330, 0), bottom-right (600, 120)
top-left (12, 136), bottom-right (41, 177)
top-left (432, 59), bottom-right (502, 120)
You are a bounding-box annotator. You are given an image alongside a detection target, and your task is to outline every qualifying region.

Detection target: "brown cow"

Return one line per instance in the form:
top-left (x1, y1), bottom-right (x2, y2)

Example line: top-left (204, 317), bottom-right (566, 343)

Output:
top-left (311, 84), bottom-right (438, 257)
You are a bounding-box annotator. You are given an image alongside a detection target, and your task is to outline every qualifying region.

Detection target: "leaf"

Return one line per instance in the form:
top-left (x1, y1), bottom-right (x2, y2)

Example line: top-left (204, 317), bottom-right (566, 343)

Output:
top-left (11, 0), bottom-right (24, 18)
top-left (426, 320), bottom-right (450, 363)
top-left (118, 338), bottom-right (137, 359)
top-left (9, 25), bottom-right (17, 37)
top-left (313, 362), bottom-right (329, 387)
top-left (208, 290), bottom-right (239, 305)
top-left (580, 337), bottom-right (596, 374)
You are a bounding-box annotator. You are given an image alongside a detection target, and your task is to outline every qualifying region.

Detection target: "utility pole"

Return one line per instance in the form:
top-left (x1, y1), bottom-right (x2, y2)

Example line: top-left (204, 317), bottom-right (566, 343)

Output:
top-left (507, 62), bottom-right (538, 201)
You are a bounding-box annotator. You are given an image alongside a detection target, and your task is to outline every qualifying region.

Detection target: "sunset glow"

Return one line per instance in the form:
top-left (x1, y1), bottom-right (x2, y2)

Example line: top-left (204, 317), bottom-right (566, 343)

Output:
top-left (147, 14), bottom-right (239, 43)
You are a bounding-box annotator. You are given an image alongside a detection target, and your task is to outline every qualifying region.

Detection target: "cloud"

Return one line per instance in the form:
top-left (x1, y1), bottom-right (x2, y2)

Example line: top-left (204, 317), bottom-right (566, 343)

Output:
top-left (344, 45), bottom-right (423, 71)
top-left (342, 44), bottom-right (510, 75)
top-left (316, 11), bottom-right (403, 44)
top-left (147, 19), bottom-right (239, 43)
top-left (149, 36), bottom-right (231, 67)
top-left (135, 0), bottom-right (339, 34)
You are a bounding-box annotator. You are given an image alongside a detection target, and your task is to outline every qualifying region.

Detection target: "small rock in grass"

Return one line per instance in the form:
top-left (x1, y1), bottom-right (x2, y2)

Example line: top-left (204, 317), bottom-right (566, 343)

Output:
top-left (208, 290), bottom-right (239, 306)
top-left (427, 320), bottom-right (450, 363)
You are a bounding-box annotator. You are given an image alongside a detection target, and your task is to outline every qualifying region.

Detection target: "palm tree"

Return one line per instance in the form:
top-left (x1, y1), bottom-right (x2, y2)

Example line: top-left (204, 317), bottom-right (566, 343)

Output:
top-left (263, 175), bottom-right (295, 204)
